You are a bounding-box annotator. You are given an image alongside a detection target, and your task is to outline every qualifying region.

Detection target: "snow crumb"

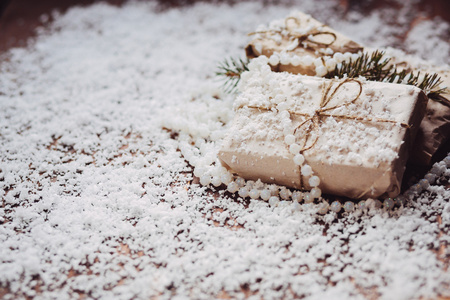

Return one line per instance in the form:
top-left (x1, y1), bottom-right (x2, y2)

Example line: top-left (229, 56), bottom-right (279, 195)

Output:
top-left (0, 1), bottom-right (449, 300)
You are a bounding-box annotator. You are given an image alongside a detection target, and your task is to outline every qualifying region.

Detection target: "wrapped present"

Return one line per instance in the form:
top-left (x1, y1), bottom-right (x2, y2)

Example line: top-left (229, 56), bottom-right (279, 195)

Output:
top-left (218, 57), bottom-right (428, 199)
top-left (246, 11), bottom-right (449, 166)
top-left (367, 48), bottom-right (450, 165)
top-left (245, 11), bottom-right (363, 77)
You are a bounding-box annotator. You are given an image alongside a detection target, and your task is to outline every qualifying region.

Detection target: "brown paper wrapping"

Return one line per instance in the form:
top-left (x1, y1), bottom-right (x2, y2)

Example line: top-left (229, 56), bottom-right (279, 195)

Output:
top-left (219, 64), bottom-right (428, 199)
top-left (410, 91), bottom-right (450, 165)
top-left (246, 12), bottom-right (449, 166)
top-left (245, 11), bottom-right (363, 76)
top-left (405, 69), bottom-right (450, 165)
top-left (369, 48), bottom-right (450, 165)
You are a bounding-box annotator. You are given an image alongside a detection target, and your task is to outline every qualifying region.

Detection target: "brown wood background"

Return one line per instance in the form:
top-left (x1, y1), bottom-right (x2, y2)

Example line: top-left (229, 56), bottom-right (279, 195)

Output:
top-left (1, 0), bottom-right (450, 54)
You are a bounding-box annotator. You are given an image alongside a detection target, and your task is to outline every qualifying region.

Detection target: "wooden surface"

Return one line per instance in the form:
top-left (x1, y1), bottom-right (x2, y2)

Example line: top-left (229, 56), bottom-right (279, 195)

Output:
top-left (1, 0), bottom-right (450, 52)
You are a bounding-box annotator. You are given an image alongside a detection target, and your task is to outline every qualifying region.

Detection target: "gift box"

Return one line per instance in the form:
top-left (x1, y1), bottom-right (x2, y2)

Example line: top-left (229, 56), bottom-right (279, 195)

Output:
top-left (410, 69), bottom-right (450, 165)
top-left (246, 11), bottom-right (449, 166)
top-left (412, 98), bottom-right (450, 165)
top-left (245, 11), bottom-right (363, 76)
top-left (218, 57), bottom-right (428, 199)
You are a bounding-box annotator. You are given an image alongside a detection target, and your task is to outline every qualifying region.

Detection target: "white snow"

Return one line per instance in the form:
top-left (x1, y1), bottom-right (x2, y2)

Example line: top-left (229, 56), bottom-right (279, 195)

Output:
top-left (0, 1), bottom-right (449, 299)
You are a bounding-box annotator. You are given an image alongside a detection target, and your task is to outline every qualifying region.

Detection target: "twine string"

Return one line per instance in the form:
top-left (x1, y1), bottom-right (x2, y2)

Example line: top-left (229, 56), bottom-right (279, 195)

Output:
top-left (239, 78), bottom-right (410, 191)
top-left (293, 78), bottom-right (363, 152)
top-left (248, 16), bottom-right (337, 51)
top-left (240, 78), bottom-right (409, 153)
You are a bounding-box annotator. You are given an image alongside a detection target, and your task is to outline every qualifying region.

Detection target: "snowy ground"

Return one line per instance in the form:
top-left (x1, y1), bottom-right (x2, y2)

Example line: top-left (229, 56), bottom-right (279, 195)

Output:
top-left (0, 1), bottom-right (449, 299)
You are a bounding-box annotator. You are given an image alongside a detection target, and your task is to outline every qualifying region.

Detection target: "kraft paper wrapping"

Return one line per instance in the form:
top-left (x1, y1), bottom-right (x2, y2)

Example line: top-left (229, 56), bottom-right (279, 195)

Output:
top-left (404, 69), bottom-right (450, 165)
top-left (245, 11), bottom-right (363, 76)
top-left (369, 48), bottom-right (450, 165)
top-left (410, 90), bottom-right (450, 165)
top-left (218, 59), bottom-right (428, 199)
top-left (246, 12), bottom-right (448, 166)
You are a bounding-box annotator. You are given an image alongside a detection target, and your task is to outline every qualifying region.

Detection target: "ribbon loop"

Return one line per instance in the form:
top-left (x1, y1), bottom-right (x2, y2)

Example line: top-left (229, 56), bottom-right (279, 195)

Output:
top-left (294, 78), bottom-right (363, 152)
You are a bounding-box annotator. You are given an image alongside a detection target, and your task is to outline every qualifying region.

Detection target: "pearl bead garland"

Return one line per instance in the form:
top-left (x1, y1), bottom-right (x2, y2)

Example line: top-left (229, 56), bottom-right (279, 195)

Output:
top-left (418, 179), bottom-right (429, 189)
top-left (317, 202), bottom-right (329, 214)
top-left (200, 175), bottom-right (211, 186)
top-left (227, 182), bottom-right (238, 193)
top-left (268, 54), bottom-right (279, 66)
top-left (383, 198), bottom-right (394, 210)
top-left (284, 134), bottom-right (296, 145)
top-left (310, 187), bottom-right (321, 198)
top-left (291, 55), bottom-right (302, 66)
top-left (238, 187), bottom-right (249, 198)
top-left (303, 192), bottom-right (313, 203)
top-left (293, 154), bottom-right (305, 165)
top-left (262, 51), bottom-right (354, 77)
top-left (235, 177), bottom-right (245, 187)
top-left (292, 191), bottom-right (303, 202)
top-left (315, 65), bottom-right (328, 77)
top-left (211, 176), bottom-right (222, 187)
top-left (193, 167), bottom-right (204, 177)
top-left (358, 201), bottom-right (366, 210)
top-left (221, 173), bottom-right (232, 185)
top-left (343, 201), bottom-right (354, 212)
top-left (268, 50), bottom-right (348, 75)
top-left (167, 64), bottom-right (450, 217)
top-left (424, 173), bottom-right (436, 184)
top-left (260, 189), bottom-right (271, 201)
top-left (269, 196), bottom-right (280, 207)
top-left (279, 187), bottom-right (291, 200)
top-left (301, 165), bottom-right (312, 177)
top-left (398, 155), bottom-right (450, 204)
top-left (394, 196), bottom-right (406, 207)
top-left (308, 176), bottom-right (320, 187)
top-left (330, 201), bottom-right (341, 213)
top-left (249, 189), bottom-right (260, 199)
top-left (373, 199), bottom-right (383, 209)
top-left (178, 97), bottom-right (450, 217)
top-left (289, 143), bottom-right (302, 155)
top-left (192, 151), bottom-right (449, 216)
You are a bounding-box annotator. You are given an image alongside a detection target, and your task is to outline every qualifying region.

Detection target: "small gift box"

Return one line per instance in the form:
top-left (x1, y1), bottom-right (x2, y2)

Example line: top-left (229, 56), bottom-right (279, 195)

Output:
top-left (245, 11), bottom-right (363, 77)
top-left (246, 12), bottom-right (449, 167)
top-left (218, 57), bottom-right (428, 199)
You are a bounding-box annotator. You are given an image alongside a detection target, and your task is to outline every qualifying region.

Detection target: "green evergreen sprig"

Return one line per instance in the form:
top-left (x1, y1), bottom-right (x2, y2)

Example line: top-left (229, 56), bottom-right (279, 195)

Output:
top-left (326, 50), bottom-right (448, 102)
top-left (216, 51), bottom-right (448, 104)
top-left (215, 57), bottom-right (249, 93)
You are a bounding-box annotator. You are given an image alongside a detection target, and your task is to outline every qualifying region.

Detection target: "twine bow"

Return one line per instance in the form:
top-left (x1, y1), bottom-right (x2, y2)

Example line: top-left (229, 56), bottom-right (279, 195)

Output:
top-left (248, 16), bottom-right (337, 52)
top-left (293, 78), bottom-right (363, 152)
top-left (241, 78), bottom-right (411, 190)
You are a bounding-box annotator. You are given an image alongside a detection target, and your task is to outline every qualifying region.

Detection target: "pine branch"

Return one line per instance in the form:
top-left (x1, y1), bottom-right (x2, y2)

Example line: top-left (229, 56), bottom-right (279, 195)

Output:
top-left (216, 57), bottom-right (249, 93)
top-left (326, 50), bottom-right (448, 102)
top-left (216, 51), bottom-right (448, 103)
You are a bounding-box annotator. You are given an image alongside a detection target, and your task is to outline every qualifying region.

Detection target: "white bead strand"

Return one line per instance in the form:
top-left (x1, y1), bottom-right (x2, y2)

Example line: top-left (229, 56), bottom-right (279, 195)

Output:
top-left (293, 154), bottom-right (305, 165)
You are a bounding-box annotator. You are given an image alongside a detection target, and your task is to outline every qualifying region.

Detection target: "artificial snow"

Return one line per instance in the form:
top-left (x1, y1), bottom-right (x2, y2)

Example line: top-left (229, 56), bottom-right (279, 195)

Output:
top-left (0, 1), bottom-right (449, 300)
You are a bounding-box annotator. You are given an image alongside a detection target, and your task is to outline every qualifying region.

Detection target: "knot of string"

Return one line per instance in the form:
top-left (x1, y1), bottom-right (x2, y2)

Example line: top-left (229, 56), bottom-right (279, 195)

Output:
top-left (248, 16), bottom-right (337, 51)
top-left (239, 78), bottom-right (410, 190)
